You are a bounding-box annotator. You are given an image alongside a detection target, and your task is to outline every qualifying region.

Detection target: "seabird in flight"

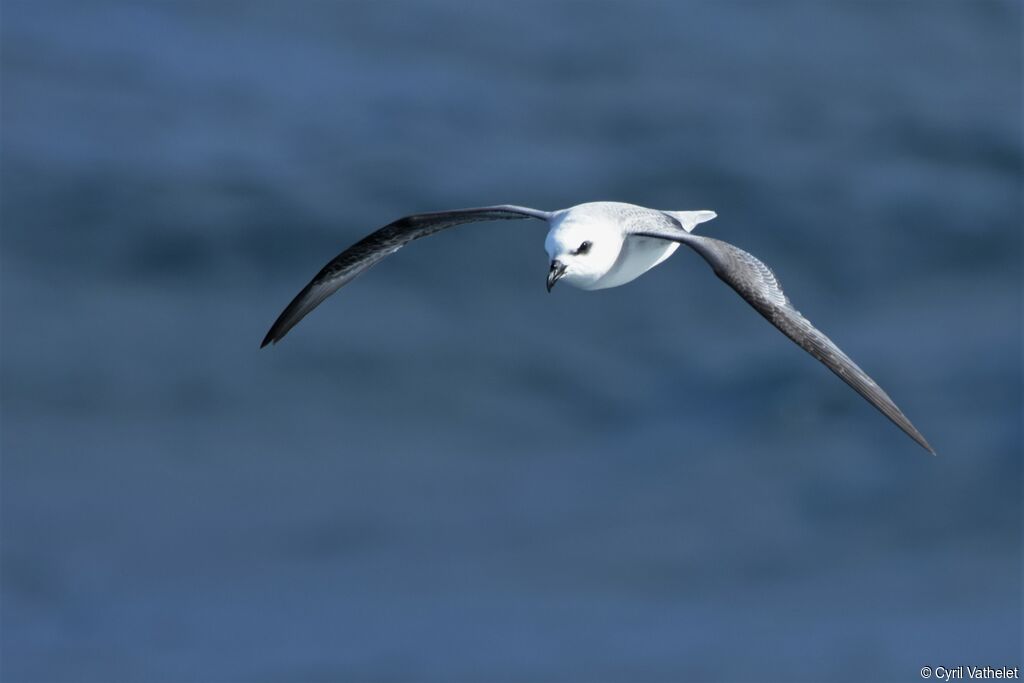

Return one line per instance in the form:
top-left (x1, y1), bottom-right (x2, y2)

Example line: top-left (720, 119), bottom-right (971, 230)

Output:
top-left (261, 201), bottom-right (934, 454)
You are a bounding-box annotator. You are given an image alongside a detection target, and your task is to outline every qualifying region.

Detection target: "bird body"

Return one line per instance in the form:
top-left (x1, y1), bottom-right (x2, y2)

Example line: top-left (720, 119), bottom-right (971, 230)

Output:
top-left (262, 201), bottom-right (934, 454)
top-left (544, 202), bottom-right (716, 289)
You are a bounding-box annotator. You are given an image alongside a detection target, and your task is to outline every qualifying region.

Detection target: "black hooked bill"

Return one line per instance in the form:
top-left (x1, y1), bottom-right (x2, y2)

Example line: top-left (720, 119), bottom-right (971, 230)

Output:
top-left (546, 260), bottom-right (567, 292)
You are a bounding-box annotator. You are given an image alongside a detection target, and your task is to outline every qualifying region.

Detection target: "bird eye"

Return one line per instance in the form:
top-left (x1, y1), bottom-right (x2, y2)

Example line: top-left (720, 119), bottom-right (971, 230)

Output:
top-left (576, 240), bottom-right (592, 255)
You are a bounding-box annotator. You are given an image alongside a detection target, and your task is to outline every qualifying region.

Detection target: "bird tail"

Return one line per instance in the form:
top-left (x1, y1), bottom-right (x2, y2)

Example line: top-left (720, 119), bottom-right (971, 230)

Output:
top-left (665, 210), bottom-right (717, 232)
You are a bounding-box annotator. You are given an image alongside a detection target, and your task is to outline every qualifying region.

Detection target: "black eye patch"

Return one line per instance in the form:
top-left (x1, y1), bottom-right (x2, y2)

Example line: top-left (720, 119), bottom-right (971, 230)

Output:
top-left (575, 240), bottom-right (592, 255)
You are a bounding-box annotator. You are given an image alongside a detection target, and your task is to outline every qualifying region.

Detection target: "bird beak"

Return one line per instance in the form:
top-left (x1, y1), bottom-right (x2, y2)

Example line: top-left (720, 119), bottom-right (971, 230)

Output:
top-left (546, 260), bottom-right (567, 292)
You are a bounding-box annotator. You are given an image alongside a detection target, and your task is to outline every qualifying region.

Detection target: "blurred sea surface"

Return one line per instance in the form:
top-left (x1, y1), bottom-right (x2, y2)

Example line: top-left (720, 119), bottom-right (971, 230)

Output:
top-left (1, 2), bottom-right (1021, 681)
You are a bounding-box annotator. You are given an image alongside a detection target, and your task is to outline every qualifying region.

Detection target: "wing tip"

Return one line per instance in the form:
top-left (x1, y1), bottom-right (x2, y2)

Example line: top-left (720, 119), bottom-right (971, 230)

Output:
top-left (260, 322), bottom-right (290, 348)
top-left (904, 425), bottom-right (936, 455)
top-left (260, 320), bottom-right (288, 348)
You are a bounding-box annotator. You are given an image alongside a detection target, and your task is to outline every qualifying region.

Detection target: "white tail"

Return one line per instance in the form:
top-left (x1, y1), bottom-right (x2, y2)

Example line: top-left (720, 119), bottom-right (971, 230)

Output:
top-left (664, 210), bottom-right (717, 232)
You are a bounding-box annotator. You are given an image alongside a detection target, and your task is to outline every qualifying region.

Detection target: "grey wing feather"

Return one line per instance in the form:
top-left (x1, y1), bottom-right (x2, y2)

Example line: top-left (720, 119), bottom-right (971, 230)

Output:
top-left (636, 221), bottom-right (935, 454)
top-left (261, 205), bottom-right (549, 347)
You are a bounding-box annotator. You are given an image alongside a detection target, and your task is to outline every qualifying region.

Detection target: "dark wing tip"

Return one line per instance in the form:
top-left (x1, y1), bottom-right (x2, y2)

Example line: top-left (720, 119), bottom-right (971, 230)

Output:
top-left (874, 393), bottom-right (935, 455)
top-left (260, 319), bottom-right (285, 348)
top-left (259, 305), bottom-right (292, 349)
top-left (260, 280), bottom-right (321, 349)
top-left (913, 432), bottom-right (937, 456)
top-left (896, 418), bottom-right (935, 454)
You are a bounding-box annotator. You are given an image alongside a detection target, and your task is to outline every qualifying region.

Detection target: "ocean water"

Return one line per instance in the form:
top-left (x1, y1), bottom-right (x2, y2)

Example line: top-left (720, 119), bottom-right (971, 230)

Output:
top-left (1, 2), bottom-right (1021, 681)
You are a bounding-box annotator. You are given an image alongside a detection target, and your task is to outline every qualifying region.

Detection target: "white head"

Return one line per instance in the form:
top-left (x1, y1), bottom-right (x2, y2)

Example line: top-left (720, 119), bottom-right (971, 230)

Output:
top-left (543, 210), bottom-right (624, 291)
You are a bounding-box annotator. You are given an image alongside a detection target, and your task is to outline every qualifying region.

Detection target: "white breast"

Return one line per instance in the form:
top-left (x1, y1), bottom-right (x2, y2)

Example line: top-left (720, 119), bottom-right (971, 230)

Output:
top-left (586, 236), bottom-right (680, 290)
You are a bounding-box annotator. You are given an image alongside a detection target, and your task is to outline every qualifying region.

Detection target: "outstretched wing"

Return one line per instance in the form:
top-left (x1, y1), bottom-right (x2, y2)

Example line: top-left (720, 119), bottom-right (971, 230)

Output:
top-left (261, 205), bottom-right (550, 347)
top-left (635, 220), bottom-right (934, 454)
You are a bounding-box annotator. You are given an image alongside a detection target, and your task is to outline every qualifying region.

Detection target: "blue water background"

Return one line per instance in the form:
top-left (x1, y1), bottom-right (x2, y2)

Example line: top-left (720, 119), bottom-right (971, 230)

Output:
top-left (2, 2), bottom-right (1021, 681)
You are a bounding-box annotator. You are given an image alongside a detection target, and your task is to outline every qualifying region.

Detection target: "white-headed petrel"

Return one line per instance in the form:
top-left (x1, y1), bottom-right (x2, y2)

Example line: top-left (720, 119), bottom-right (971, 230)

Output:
top-left (262, 201), bottom-right (934, 454)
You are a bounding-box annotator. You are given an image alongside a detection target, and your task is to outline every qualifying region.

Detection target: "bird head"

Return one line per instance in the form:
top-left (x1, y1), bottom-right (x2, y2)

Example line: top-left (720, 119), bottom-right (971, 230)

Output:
top-left (543, 215), bottom-right (623, 291)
